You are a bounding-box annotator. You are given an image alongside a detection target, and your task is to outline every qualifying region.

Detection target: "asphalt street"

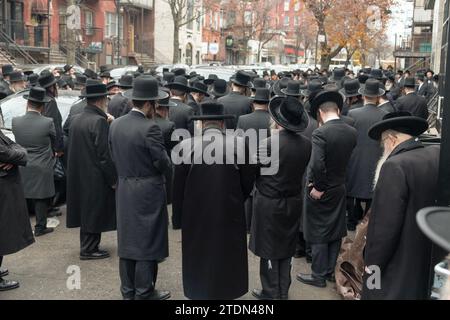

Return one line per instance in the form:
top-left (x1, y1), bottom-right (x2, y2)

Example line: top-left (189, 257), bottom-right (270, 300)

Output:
top-left (1, 206), bottom-right (340, 300)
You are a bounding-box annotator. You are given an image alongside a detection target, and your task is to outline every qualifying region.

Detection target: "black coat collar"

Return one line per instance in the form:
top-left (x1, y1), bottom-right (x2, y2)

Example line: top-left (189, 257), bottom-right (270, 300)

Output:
top-left (389, 138), bottom-right (424, 159)
top-left (85, 104), bottom-right (107, 119)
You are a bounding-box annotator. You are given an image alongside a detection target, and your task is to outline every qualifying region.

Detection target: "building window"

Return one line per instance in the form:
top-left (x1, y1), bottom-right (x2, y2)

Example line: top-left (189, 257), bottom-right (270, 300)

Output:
top-left (294, 1), bottom-right (300, 11)
top-left (284, 0), bottom-right (290, 11)
top-left (85, 11), bottom-right (94, 36)
top-left (294, 16), bottom-right (299, 26)
top-left (245, 11), bottom-right (252, 26)
top-left (187, 0), bottom-right (194, 30)
top-left (197, 10), bottom-right (201, 31)
top-left (284, 16), bottom-right (290, 26)
top-left (105, 12), bottom-right (123, 39)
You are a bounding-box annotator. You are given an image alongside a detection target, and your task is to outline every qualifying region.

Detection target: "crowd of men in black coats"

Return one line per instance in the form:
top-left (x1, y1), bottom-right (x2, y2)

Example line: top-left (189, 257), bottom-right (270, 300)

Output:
top-left (0, 62), bottom-right (444, 301)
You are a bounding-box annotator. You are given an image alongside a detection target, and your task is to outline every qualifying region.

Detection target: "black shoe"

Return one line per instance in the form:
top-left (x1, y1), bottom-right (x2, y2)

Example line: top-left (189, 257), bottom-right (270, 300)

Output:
top-left (148, 290), bottom-right (171, 300)
top-left (280, 295), bottom-right (289, 300)
top-left (326, 274), bottom-right (336, 283)
top-left (0, 278), bottom-right (20, 291)
top-left (35, 227), bottom-right (54, 237)
top-left (294, 250), bottom-right (306, 259)
top-left (48, 210), bottom-right (62, 217)
top-left (252, 289), bottom-right (279, 300)
top-left (296, 274), bottom-right (327, 288)
top-left (0, 268), bottom-right (9, 278)
top-left (306, 255), bottom-right (312, 264)
top-left (80, 251), bottom-right (110, 260)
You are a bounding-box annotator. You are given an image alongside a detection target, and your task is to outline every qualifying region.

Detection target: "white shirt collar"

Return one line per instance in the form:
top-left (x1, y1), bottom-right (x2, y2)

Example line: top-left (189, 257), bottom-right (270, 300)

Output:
top-left (132, 108), bottom-right (146, 117)
top-left (324, 115), bottom-right (340, 123)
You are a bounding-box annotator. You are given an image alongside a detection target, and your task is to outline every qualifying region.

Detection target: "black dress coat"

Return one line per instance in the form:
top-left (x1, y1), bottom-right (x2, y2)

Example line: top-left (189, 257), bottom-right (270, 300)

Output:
top-left (218, 91), bottom-right (252, 129)
top-left (362, 140), bottom-right (440, 300)
top-left (63, 99), bottom-right (86, 137)
top-left (66, 105), bottom-right (117, 233)
top-left (249, 130), bottom-right (311, 259)
top-left (379, 101), bottom-right (396, 113)
top-left (154, 115), bottom-right (176, 205)
top-left (109, 110), bottom-right (171, 261)
top-left (107, 93), bottom-right (132, 119)
top-left (347, 104), bottom-right (387, 199)
top-left (169, 98), bottom-right (195, 136)
top-left (0, 130), bottom-right (35, 256)
top-left (303, 119), bottom-right (357, 244)
top-left (43, 94), bottom-right (64, 153)
top-left (174, 127), bottom-right (256, 299)
top-left (395, 92), bottom-right (429, 119)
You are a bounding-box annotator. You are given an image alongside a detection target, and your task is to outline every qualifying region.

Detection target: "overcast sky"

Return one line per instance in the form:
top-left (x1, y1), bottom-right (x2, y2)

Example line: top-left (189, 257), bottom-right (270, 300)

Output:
top-left (386, 0), bottom-right (414, 44)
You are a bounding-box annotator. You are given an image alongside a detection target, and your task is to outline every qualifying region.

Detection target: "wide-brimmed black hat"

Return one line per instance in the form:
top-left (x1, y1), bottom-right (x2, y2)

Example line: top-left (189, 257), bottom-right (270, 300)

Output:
top-left (28, 73), bottom-right (39, 87)
top-left (38, 72), bottom-right (58, 89)
top-left (80, 79), bottom-right (108, 98)
top-left (358, 78), bottom-right (385, 97)
top-left (172, 68), bottom-right (186, 77)
top-left (209, 79), bottom-right (229, 98)
top-left (358, 74), bottom-right (369, 84)
top-left (2, 64), bottom-right (14, 76)
top-left (417, 207), bottom-right (450, 253)
top-left (301, 79), bottom-right (323, 97)
top-left (23, 86), bottom-right (51, 104)
top-left (191, 102), bottom-right (235, 121)
top-left (99, 65), bottom-right (109, 73)
top-left (124, 76), bottom-right (169, 101)
top-left (83, 68), bottom-right (99, 80)
top-left (190, 81), bottom-right (210, 96)
top-left (269, 96), bottom-right (309, 132)
top-left (157, 96), bottom-right (177, 108)
top-left (162, 72), bottom-right (175, 85)
top-left (100, 71), bottom-right (111, 79)
top-left (117, 75), bottom-right (133, 89)
top-left (230, 70), bottom-right (252, 87)
top-left (272, 77), bottom-right (290, 96)
top-left (318, 76), bottom-right (328, 86)
top-left (9, 71), bottom-right (26, 83)
top-left (204, 74), bottom-right (219, 85)
top-left (106, 81), bottom-right (118, 90)
top-left (63, 64), bottom-right (73, 73)
top-left (251, 88), bottom-right (270, 104)
top-left (281, 80), bottom-right (302, 97)
top-left (74, 74), bottom-right (87, 86)
top-left (309, 90), bottom-right (344, 120)
top-left (166, 75), bottom-right (191, 92)
top-left (340, 79), bottom-right (361, 98)
top-left (403, 77), bottom-right (416, 88)
top-left (329, 68), bottom-right (345, 82)
top-left (251, 78), bottom-right (268, 91)
top-left (369, 69), bottom-right (385, 80)
top-left (368, 111), bottom-right (429, 140)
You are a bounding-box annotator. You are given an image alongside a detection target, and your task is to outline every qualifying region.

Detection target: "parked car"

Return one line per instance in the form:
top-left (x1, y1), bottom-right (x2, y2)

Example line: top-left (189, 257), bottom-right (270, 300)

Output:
top-left (18, 64), bottom-right (85, 76)
top-left (110, 66), bottom-right (139, 80)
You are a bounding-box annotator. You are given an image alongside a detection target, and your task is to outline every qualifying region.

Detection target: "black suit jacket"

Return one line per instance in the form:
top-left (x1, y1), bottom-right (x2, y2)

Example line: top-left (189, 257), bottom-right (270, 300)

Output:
top-left (236, 109), bottom-right (271, 144)
top-left (108, 93), bottom-right (132, 119)
top-left (395, 92), bottom-right (429, 119)
top-left (42, 94), bottom-right (64, 153)
top-left (64, 99), bottom-right (87, 137)
top-left (154, 115), bottom-right (176, 154)
top-left (169, 98), bottom-right (195, 136)
top-left (218, 91), bottom-right (252, 129)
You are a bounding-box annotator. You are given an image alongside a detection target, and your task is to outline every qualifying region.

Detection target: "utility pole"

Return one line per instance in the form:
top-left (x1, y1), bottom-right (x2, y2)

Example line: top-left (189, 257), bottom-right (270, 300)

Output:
top-left (66, 0), bottom-right (78, 65)
top-left (115, 0), bottom-right (121, 65)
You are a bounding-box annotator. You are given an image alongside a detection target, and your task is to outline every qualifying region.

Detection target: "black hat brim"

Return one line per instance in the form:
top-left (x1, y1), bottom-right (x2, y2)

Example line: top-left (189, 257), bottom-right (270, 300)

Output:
top-left (339, 88), bottom-right (361, 98)
top-left (158, 100), bottom-right (177, 108)
top-left (269, 96), bottom-right (309, 133)
top-left (209, 88), bottom-right (229, 98)
top-left (309, 91), bottom-right (344, 120)
top-left (358, 87), bottom-right (385, 97)
top-left (230, 78), bottom-right (251, 87)
top-left (123, 89), bottom-right (169, 101)
top-left (417, 207), bottom-right (450, 252)
top-left (190, 87), bottom-right (210, 97)
top-left (79, 92), bottom-right (109, 99)
top-left (368, 116), bottom-right (429, 140)
top-left (23, 94), bottom-right (51, 103)
top-left (204, 79), bottom-right (216, 85)
top-left (250, 98), bottom-right (270, 104)
top-left (166, 82), bottom-right (191, 92)
top-left (190, 114), bottom-right (235, 121)
top-left (40, 78), bottom-right (58, 89)
top-left (280, 88), bottom-right (302, 97)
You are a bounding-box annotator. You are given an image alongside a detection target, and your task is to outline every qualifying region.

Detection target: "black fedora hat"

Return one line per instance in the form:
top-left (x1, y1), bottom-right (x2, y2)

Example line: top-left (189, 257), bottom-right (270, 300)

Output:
top-left (83, 68), bottom-right (99, 80)
top-left (204, 74), bottom-right (219, 85)
top-left (162, 72), bottom-right (175, 85)
top-left (369, 69), bottom-right (385, 80)
top-left (100, 71), bottom-right (111, 79)
top-left (27, 73), bottom-right (39, 87)
top-left (251, 78), bottom-right (268, 91)
top-left (80, 79), bottom-right (108, 98)
top-left (272, 77), bottom-right (290, 96)
top-left (117, 75), bottom-right (133, 89)
top-left (417, 207), bottom-right (450, 253)
top-left (23, 86), bottom-right (51, 104)
top-left (166, 75), bottom-right (191, 92)
top-left (190, 81), bottom-right (210, 96)
top-left (2, 64), bottom-right (14, 76)
top-left (230, 70), bottom-right (252, 87)
top-left (191, 102), bottom-right (235, 121)
top-left (309, 90), bottom-right (344, 120)
top-left (269, 96), bottom-right (309, 132)
top-left (281, 80), bottom-right (302, 97)
top-left (63, 64), bottom-right (73, 73)
top-left (368, 111), bottom-right (429, 141)
top-left (99, 65), bottom-right (109, 73)
top-left (124, 76), bottom-right (169, 101)
top-left (358, 74), bottom-right (369, 84)
top-left (358, 78), bottom-right (385, 97)
top-left (251, 88), bottom-right (270, 104)
top-left (38, 72), bottom-right (58, 89)
top-left (74, 74), bottom-right (87, 86)
top-left (301, 79), bottom-right (323, 97)
top-left (329, 68), bottom-right (345, 82)
top-left (209, 79), bottom-right (229, 98)
top-left (404, 77), bottom-right (417, 88)
top-left (9, 71), bottom-right (27, 83)
top-left (106, 80), bottom-right (118, 90)
top-left (157, 96), bottom-right (177, 108)
top-left (340, 79), bottom-right (361, 98)
top-left (172, 68), bottom-right (186, 77)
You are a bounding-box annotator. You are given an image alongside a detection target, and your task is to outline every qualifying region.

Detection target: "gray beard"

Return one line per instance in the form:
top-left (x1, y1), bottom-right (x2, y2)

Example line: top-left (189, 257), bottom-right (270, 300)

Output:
top-left (373, 150), bottom-right (391, 189)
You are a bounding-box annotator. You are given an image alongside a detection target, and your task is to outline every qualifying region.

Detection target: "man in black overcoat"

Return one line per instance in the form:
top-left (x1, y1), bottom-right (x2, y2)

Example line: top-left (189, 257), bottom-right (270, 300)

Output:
top-left (250, 96), bottom-right (311, 300)
top-left (395, 77), bottom-right (429, 119)
top-left (109, 76), bottom-right (171, 300)
top-left (66, 81), bottom-right (117, 260)
top-left (362, 112), bottom-right (440, 300)
top-left (298, 91), bottom-right (357, 288)
top-left (107, 75), bottom-right (134, 119)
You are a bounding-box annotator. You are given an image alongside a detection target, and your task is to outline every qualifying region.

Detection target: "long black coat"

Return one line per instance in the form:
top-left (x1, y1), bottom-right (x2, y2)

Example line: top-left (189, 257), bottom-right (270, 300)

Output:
top-left (42, 94), bottom-right (64, 153)
top-left (107, 93), bottom-right (132, 119)
top-left (347, 104), bottom-right (387, 199)
top-left (109, 110), bottom-right (171, 261)
top-left (63, 99), bottom-right (86, 137)
top-left (174, 127), bottom-right (256, 300)
top-left (303, 119), bottom-right (357, 244)
top-left (236, 109), bottom-right (271, 142)
top-left (0, 130), bottom-right (34, 256)
top-left (395, 92), bottom-right (429, 119)
top-left (250, 130), bottom-right (311, 259)
top-left (218, 92), bottom-right (252, 129)
top-left (362, 140), bottom-right (440, 300)
top-left (66, 105), bottom-right (117, 233)
top-left (169, 98), bottom-right (195, 136)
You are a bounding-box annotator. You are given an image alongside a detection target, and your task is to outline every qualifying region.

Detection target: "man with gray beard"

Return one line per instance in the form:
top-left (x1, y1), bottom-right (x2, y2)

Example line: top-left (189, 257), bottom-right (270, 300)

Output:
top-left (363, 112), bottom-right (440, 300)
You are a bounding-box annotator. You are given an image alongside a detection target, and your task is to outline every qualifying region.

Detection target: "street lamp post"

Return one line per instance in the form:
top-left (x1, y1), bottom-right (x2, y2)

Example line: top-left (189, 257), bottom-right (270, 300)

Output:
top-left (115, 0), bottom-right (121, 65)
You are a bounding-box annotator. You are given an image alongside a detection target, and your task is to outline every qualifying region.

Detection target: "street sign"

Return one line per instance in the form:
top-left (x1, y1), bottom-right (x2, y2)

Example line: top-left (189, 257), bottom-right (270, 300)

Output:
top-left (318, 34), bottom-right (326, 43)
top-left (209, 43), bottom-right (219, 55)
top-left (67, 5), bottom-right (81, 30)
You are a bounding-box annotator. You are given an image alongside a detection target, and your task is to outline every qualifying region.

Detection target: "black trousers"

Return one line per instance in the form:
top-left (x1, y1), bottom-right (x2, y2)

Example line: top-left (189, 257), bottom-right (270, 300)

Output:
top-left (347, 197), bottom-right (372, 228)
top-left (260, 258), bottom-right (292, 299)
top-left (311, 240), bottom-right (341, 280)
top-left (27, 198), bottom-right (49, 231)
top-left (245, 197), bottom-right (253, 233)
top-left (119, 258), bottom-right (158, 300)
top-left (80, 231), bottom-right (101, 255)
top-left (0, 256), bottom-right (3, 269)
